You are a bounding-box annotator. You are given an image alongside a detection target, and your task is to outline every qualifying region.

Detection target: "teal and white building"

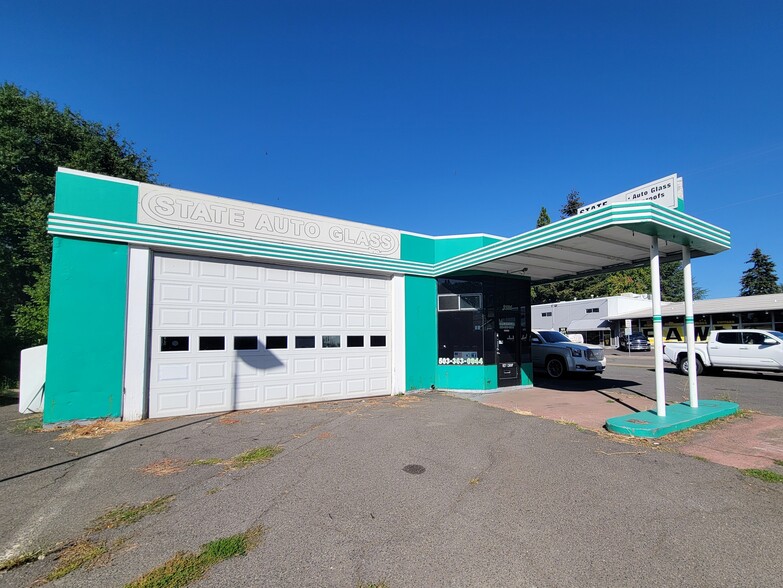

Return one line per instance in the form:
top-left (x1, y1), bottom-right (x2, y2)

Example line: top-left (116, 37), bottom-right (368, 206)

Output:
top-left (40, 169), bottom-right (730, 424)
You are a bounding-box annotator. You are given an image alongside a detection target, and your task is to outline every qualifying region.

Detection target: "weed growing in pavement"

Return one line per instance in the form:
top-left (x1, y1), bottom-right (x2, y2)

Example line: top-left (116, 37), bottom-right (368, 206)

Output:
top-left (11, 414), bottom-right (42, 433)
top-left (125, 526), bottom-right (263, 588)
top-left (741, 469), bottom-right (783, 483)
top-left (227, 446), bottom-right (282, 469)
top-left (191, 458), bottom-right (223, 466)
top-left (140, 459), bottom-right (187, 476)
top-left (0, 548), bottom-right (46, 571)
top-left (359, 583), bottom-right (390, 588)
top-left (90, 495), bottom-right (174, 531)
top-left (774, 459), bottom-right (783, 467)
top-left (41, 539), bottom-right (108, 583)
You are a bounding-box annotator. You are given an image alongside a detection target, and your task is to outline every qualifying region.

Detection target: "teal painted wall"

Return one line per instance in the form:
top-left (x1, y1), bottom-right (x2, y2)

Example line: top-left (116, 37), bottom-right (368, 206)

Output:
top-left (54, 171), bottom-right (138, 221)
top-left (44, 237), bottom-right (129, 423)
top-left (520, 362), bottom-right (533, 387)
top-left (434, 235), bottom-right (500, 262)
top-left (400, 233), bottom-right (501, 264)
top-left (435, 365), bottom-right (497, 389)
top-left (404, 276), bottom-right (437, 390)
top-left (45, 172), bottom-right (138, 423)
top-left (400, 233), bottom-right (435, 263)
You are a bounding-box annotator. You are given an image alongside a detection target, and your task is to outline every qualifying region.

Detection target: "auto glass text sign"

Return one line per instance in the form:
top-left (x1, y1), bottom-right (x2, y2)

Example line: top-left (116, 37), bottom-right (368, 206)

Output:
top-left (138, 185), bottom-right (401, 258)
top-left (577, 174), bottom-right (679, 215)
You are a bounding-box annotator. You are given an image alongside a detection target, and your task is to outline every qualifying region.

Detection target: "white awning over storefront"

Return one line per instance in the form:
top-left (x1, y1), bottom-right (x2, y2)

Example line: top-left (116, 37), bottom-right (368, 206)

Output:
top-left (568, 318), bottom-right (611, 331)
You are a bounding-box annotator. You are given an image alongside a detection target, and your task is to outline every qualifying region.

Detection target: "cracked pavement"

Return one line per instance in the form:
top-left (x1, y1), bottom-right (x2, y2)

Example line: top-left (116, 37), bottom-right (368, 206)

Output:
top-left (1, 392), bottom-right (781, 587)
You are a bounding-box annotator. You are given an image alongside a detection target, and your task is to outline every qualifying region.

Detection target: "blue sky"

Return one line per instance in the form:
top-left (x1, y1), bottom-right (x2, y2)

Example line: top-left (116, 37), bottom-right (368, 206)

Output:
top-left (3, 0), bottom-right (782, 298)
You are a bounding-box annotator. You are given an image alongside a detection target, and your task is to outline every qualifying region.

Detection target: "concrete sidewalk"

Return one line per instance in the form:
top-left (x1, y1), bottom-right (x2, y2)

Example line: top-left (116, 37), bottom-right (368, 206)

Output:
top-left (449, 385), bottom-right (783, 471)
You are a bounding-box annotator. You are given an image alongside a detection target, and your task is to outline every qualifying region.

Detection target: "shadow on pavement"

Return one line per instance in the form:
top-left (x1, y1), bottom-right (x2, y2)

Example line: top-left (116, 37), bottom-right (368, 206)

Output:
top-left (532, 375), bottom-right (642, 392)
top-left (0, 411), bottom-right (228, 485)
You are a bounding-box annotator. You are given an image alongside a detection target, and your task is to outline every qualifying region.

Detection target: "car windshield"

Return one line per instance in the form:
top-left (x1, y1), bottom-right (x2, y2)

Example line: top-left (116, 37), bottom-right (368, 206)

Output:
top-left (538, 331), bottom-right (571, 343)
top-left (629, 333), bottom-right (647, 340)
top-left (769, 331), bottom-right (783, 340)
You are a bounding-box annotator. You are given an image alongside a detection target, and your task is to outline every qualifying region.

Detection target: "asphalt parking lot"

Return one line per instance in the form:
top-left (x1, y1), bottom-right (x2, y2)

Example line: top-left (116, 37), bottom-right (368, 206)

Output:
top-left (601, 349), bottom-right (783, 416)
top-left (1, 390), bottom-right (781, 588)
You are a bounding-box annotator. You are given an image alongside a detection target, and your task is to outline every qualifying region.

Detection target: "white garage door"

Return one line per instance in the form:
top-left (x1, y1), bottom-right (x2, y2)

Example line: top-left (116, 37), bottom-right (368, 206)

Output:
top-left (148, 253), bottom-right (392, 418)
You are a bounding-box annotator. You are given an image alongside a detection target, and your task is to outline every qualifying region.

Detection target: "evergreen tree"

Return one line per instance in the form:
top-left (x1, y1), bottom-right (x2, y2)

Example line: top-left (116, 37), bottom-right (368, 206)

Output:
top-left (0, 83), bottom-right (156, 380)
top-left (559, 190), bottom-right (583, 218)
top-left (739, 248), bottom-right (782, 296)
top-left (536, 207), bottom-right (551, 227)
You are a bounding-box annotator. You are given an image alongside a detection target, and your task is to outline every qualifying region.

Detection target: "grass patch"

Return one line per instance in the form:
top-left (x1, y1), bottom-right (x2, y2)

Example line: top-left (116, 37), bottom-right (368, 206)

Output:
top-left (554, 419), bottom-right (578, 427)
top-left (140, 459), bottom-right (187, 476)
top-left (227, 446), bottom-right (282, 469)
top-left (191, 458), bottom-right (223, 466)
top-left (11, 414), bottom-right (43, 433)
top-left (741, 469), bottom-right (783, 483)
top-left (90, 495), bottom-right (174, 531)
top-left (773, 459), bottom-right (783, 467)
top-left (43, 539), bottom-right (107, 582)
top-left (0, 548), bottom-right (45, 571)
top-left (57, 420), bottom-right (139, 441)
top-left (359, 583), bottom-right (390, 588)
top-left (125, 526), bottom-right (263, 588)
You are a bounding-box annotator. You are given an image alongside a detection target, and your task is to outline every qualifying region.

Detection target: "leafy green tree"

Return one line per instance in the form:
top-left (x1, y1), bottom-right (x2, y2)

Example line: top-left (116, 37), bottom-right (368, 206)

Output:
top-left (535, 207), bottom-right (551, 228)
top-left (739, 248), bottom-right (782, 296)
top-left (559, 190), bottom-right (583, 218)
top-left (660, 261), bottom-right (708, 301)
top-left (0, 83), bottom-right (156, 380)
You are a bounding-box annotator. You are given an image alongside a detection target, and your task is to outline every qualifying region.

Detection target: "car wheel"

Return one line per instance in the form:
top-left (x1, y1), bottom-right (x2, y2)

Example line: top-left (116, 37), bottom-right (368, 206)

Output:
top-left (545, 356), bottom-right (567, 379)
top-left (677, 355), bottom-right (704, 376)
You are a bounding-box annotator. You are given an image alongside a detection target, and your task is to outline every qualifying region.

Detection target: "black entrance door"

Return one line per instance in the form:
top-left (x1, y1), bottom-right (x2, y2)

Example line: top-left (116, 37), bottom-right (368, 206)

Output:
top-left (496, 314), bottom-right (521, 386)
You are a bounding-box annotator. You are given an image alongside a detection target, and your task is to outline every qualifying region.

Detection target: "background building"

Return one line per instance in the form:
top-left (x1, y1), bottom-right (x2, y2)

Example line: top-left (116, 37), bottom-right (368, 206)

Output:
top-left (534, 293), bottom-right (783, 347)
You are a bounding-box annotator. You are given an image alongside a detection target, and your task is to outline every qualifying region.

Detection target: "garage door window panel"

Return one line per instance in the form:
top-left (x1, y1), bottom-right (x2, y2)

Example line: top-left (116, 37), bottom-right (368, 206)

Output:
top-left (199, 336), bottom-right (225, 351)
top-left (266, 336), bottom-right (288, 349)
top-left (161, 337), bottom-right (189, 352)
top-left (295, 336), bottom-right (316, 349)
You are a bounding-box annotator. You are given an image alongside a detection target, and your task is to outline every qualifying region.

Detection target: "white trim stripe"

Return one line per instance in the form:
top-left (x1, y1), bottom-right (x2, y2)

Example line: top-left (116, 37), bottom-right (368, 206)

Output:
top-left (49, 213), bottom-right (431, 276)
top-left (433, 202), bottom-right (729, 275)
top-left (48, 200), bottom-right (730, 280)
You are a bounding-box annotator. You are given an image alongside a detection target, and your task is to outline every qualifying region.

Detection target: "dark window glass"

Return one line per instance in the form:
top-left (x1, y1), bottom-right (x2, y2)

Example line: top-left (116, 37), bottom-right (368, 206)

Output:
top-left (460, 294), bottom-right (482, 310)
top-left (322, 335), bottom-right (340, 348)
top-left (295, 336), bottom-right (315, 349)
top-left (741, 311), bottom-right (772, 325)
top-left (266, 336), bottom-right (287, 349)
top-left (233, 336), bottom-right (258, 350)
top-left (438, 295), bottom-right (459, 311)
top-left (161, 336), bottom-right (189, 352)
top-left (199, 336), bottom-right (225, 351)
top-left (347, 335), bottom-right (364, 347)
top-left (370, 335), bottom-right (386, 347)
top-left (716, 331), bottom-right (741, 344)
top-left (712, 312), bottom-right (738, 326)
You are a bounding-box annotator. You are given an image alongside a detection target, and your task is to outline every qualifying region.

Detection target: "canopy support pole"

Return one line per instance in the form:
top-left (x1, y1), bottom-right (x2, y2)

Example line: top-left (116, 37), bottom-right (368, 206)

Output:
top-left (650, 236), bottom-right (666, 416)
top-left (682, 245), bottom-right (699, 407)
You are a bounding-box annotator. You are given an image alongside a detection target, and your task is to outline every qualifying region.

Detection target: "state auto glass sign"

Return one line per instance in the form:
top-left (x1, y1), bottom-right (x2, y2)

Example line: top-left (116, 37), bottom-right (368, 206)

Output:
top-left (577, 174), bottom-right (681, 215)
top-left (138, 185), bottom-right (401, 258)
